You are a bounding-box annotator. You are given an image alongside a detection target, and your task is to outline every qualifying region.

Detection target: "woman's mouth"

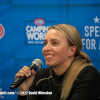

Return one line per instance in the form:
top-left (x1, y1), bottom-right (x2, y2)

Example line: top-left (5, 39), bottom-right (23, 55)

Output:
top-left (46, 55), bottom-right (54, 59)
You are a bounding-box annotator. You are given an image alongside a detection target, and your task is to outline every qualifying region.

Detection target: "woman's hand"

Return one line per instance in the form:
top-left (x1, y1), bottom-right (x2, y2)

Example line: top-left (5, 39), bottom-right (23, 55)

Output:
top-left (15, 66), bottom-right (36, 95)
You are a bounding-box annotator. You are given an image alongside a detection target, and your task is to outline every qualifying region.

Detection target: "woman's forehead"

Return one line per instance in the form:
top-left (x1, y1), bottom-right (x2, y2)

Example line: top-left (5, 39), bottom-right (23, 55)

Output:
top-left (46, 29), bottom-right (67, 39)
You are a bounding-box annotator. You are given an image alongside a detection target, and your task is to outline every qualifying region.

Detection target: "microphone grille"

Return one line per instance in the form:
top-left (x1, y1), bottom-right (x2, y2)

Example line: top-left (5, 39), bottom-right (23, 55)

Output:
top-left (32, 59), bottom-right (43, 69)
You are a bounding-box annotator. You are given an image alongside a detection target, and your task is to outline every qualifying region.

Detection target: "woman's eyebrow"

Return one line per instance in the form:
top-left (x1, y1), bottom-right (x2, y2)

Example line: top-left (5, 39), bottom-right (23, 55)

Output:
top-left (51, 39), bottom-right (60, 42)
top-left (44, 39), bottom-right (47, 42)
top-left (44, 39), bottom-right (60, 42)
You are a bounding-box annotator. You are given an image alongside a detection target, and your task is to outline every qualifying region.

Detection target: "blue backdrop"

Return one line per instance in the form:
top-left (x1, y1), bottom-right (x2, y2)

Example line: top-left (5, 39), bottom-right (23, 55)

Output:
top-left (0, 0), bottom-right (100, 99)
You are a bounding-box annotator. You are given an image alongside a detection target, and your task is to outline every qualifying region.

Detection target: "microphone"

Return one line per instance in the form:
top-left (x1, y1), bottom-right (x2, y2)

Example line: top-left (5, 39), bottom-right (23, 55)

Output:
top-left (10, 59), bottom-right (43, 90)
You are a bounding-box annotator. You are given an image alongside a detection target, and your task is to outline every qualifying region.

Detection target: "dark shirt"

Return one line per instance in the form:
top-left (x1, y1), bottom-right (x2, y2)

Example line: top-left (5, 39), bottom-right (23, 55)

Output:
top-left (18, 66), bottom-right (100, 100)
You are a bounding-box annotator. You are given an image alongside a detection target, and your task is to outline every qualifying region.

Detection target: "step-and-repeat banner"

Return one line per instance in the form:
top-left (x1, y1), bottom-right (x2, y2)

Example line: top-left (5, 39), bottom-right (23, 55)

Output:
top-left (0, 0), bottom-right (100, 100)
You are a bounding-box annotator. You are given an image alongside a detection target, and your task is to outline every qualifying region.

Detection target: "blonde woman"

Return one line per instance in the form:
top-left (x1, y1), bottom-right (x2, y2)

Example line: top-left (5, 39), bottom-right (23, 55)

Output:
top-left (16, 24), bottom-right (100, 100)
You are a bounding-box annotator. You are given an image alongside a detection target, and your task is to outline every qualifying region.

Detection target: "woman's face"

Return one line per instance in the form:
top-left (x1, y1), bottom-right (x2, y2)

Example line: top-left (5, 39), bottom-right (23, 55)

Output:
top-left (42, 29), bottom-right (72, 67)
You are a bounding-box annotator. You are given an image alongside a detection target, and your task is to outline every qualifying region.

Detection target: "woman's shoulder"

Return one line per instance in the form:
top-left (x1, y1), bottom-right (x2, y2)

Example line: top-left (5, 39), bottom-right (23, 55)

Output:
top-left (77, 66), bottom-right (100, 81)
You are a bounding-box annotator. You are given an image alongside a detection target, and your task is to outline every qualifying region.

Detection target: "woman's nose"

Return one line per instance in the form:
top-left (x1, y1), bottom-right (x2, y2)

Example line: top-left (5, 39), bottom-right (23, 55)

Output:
top-left (43, 44), bottom-right (52, 51)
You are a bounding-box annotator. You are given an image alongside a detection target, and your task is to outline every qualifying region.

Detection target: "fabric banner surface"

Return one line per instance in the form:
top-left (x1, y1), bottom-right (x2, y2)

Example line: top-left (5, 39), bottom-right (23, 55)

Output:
top-left (0, 0), bottom-right (100, 100)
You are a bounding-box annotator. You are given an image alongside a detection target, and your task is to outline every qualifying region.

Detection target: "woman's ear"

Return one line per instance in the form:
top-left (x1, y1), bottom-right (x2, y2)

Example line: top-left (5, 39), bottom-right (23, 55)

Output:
top-left (69, 46), bottom-right (76, 57)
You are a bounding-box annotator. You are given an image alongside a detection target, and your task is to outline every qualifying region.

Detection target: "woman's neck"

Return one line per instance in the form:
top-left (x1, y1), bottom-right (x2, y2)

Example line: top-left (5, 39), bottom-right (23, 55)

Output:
top-left (53, 57), bottom-right (74, 75)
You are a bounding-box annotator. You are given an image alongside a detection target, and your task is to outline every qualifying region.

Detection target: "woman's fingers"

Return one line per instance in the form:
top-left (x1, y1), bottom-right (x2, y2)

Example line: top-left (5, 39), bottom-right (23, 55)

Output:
top-left (15, 66), bottom-right (31, 79)
top-left (20, 66), bottom-right (31, 77)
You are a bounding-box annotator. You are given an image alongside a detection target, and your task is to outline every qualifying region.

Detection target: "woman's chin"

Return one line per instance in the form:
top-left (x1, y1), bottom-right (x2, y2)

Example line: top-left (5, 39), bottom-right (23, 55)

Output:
top-left (46, 62), bottom-right (53, 67)
top-left (46, 63), bottom-right (56, 68)
top-left (46, 63), bottom-right (51, 66)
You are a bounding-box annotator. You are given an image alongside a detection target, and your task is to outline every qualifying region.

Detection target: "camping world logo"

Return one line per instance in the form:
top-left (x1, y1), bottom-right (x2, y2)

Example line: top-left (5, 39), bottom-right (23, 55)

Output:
top-left (0, 24), bottom-right (4, 39)
top-left (25, 18), bottom-right (54, 44)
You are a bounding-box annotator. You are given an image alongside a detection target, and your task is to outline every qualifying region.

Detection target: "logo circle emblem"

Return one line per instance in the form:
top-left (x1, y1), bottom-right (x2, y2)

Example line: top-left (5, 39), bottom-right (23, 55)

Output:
top-left (34, 18), bottom-right (45, 25)
top-left (0, 24), bottom-right (4, 39)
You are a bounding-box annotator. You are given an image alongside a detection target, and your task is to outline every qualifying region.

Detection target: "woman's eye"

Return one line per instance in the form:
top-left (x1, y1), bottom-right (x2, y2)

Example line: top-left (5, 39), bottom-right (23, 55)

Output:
top-left (53, 42), bottom-right (58, 45)
top-left (44, 42), bottom-right (47, 46)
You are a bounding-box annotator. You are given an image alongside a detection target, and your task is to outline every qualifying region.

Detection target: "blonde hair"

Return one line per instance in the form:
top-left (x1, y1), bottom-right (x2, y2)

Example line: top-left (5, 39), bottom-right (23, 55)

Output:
top-left (48, 24), bottom-right (93, 100)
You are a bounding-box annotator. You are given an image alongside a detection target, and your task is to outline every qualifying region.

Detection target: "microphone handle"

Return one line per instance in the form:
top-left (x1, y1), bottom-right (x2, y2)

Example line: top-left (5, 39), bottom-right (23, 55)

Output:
top-left (10, 76), bottom-right (27, 89)
top-left (10, 64), bottom-right (38, 90)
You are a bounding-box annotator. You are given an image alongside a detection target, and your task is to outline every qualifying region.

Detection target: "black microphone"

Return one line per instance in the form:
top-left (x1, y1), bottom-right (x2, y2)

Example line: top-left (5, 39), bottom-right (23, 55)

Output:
top-left (10, 59), bottom-right (43, 90)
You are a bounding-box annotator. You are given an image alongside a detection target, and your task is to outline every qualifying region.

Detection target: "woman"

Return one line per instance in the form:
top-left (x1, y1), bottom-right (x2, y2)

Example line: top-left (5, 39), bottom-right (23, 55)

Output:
top-left (16, 24), bottom-right (100, 100)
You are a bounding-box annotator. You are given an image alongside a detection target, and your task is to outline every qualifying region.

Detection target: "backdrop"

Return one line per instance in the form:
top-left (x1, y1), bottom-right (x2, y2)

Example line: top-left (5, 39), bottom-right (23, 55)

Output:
top-left (0, 0), bottom-right (100, 99)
